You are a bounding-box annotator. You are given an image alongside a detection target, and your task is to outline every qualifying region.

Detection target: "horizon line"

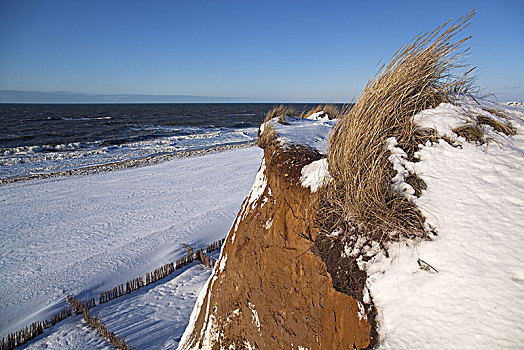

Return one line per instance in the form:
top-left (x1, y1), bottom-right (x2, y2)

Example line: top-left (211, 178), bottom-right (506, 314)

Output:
top-left (0, 89), bottom-right (350, 104)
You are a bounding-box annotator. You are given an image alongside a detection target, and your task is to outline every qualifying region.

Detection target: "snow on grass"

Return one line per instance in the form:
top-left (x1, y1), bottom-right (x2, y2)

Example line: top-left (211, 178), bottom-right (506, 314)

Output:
top-left (0, 146), bottom-right (262, 339)
top-left (414, 102), bottom-right (467, 138)
top-left (366, 101), bottom-right (524, 349)
top-left (299, 158), bottom-right (331, 193)
top-left (261, 116), bottom-right (335, 154)
top-left (386, 137), bottom-right (416, 201)
top-left (305, 111), bottom-right (330, 121)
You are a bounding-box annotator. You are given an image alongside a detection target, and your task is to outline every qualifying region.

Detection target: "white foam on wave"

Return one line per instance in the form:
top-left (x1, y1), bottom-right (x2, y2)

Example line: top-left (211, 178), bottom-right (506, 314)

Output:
top-left (0, 127), bottom-right (259, 179)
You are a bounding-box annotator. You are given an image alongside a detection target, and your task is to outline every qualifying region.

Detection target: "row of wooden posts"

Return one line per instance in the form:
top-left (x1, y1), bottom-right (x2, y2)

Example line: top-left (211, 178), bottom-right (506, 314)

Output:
top-left (0, 238), bottom-right (225, 350)
top-left (146, 262), bottom-right (175, 285)
top-left (98, 277), bottom-right (146, 305)
top-left (67, 296), bottom-right (96, 315)
top-left (97, 238), bottom-right (224, 305)
top-left (69, 296), bottom-right (130, 349)
top-left (78, 298), bottom-right (130, 350)
top-left (0, 308), bottom-right (72, 350)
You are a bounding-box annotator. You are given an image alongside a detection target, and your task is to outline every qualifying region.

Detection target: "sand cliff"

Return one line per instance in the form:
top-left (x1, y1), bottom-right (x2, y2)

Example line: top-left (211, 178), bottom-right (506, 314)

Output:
top-left (178, 134), bottom-right (372, 349)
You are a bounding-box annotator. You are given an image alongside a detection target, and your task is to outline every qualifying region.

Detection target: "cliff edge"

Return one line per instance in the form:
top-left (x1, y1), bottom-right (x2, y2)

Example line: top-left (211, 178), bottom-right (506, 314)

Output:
top-left (178, 115), bottom-right (373, 349)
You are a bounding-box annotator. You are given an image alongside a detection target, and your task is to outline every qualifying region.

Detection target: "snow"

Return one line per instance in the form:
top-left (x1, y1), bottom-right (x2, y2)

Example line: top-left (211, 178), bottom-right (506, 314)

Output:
top-left (231, 158), bottom-right (268, 243)
top-left (198, 274), bottom-right (220, 348)
top-left (0, 146), bottom-right (263, 348)
top-left (9, 98), bottom-right (524, 349)
top-left (365, 100), bottom-right (524, 349)
top-left (247, 301), bottom-right (261, 333)
top-left (414, 102), bottom-right (467, 138)
top-left (305, 111), bottom-right (330, 121)
top-left (218, 253), bottom-right (227, 274)
top-left (263, 217), bottom-right (273, 230)
top-left (386, 137), bottom-right (416, 201)
top-left (260, 116), bottom-right (335, 154)
top-left (299, 158), bottom-right (331, 193)
top-left (357, 301), bottom-right (367, 321)
top-left (95, 264), bottom-right (215, 349)
top-left (177, 271), bottom-right (215, 350)
top-left (25, 320), bottom-right (113, 350)
top-left (180, 232), bottom-right (234, 350)
top-left (245, 158), bottom-right (267, 213)
top-left (243, 340), bottom-right (255, 350)
top-left (26, 263), bottom-right (214, 350)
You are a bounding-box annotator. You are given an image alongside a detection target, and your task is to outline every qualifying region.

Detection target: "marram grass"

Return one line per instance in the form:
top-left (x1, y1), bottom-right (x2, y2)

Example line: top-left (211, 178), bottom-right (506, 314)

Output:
top-left (319, 10), bottom-right (476, 242)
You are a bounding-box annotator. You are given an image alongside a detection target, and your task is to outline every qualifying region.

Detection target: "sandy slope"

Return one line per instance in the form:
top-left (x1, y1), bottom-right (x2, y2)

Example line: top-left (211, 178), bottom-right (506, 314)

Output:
top-left (0, 147), bottom-right (262, 340)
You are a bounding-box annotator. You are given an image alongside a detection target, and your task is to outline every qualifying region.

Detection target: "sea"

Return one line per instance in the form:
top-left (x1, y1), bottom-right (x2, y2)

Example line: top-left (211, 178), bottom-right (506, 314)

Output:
top-left (0, 103), bottom-right (322, 180)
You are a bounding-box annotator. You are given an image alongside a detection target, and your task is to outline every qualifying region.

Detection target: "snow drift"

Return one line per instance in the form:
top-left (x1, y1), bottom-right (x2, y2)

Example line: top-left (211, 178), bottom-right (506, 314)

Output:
top-left (366, 99), bottom-right (524, 348)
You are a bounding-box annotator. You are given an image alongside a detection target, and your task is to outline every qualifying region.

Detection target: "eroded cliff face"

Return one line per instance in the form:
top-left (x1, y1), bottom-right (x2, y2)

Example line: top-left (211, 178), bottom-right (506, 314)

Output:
top-left (178, 145), bottom-right (371, 349)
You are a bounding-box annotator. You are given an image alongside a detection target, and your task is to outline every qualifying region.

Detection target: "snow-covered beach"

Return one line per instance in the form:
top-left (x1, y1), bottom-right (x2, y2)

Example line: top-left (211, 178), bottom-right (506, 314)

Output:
top-left (0, 146), bottom-right (262, 348)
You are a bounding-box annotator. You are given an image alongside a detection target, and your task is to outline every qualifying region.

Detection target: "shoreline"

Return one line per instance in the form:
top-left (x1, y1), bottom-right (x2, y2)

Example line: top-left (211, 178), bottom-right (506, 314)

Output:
top-left (0, 141), bottom-right (257, 185)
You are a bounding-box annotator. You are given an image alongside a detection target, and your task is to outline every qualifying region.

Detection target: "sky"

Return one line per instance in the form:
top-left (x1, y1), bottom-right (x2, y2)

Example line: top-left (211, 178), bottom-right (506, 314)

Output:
top-left (0, 0), bottom-right (523, 103)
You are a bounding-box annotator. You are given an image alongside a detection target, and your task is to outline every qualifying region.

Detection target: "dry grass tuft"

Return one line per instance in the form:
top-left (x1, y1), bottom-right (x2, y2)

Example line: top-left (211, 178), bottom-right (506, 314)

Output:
top-left (405, 173), bottom-right (428, 197)
top-left (319, 10), bottom-right (476, 241)
top-left (453, 124), bottom-right (483, 143)
top-left (483, 108), bottom-right (510, 121)
top-left (477, 114), bottom-right (515, 135)
top-left (257, 123), bottom-right (279, 150)
top-left (300, 104), bottom-right (324, 119)
top-left (323, 103), bottom-right (345, 119)
top-left (403, 128), bottom-right (439, 160)
top-left (264, 104), bottom-right (298, 124)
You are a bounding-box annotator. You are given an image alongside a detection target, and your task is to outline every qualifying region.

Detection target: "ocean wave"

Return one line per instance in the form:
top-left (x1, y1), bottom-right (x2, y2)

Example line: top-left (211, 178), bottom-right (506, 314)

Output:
top-left (61, 116), bottom-right (112, 121)
top-left (0, 127), bottom-right (258, 179)
top-left (1, 142), bottom-right (86, 156)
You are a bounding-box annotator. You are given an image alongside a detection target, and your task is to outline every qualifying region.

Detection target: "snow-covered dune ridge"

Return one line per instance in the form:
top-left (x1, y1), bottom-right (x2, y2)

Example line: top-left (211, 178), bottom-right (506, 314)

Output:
top-left (363, 99), bottom-right (524, 348)
top-left (257, 99), bottom-right (524, 348)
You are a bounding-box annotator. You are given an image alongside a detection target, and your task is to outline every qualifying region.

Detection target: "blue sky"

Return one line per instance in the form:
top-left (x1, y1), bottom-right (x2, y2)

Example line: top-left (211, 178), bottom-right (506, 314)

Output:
top-left (0, 0), bottom-right (523, 102)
